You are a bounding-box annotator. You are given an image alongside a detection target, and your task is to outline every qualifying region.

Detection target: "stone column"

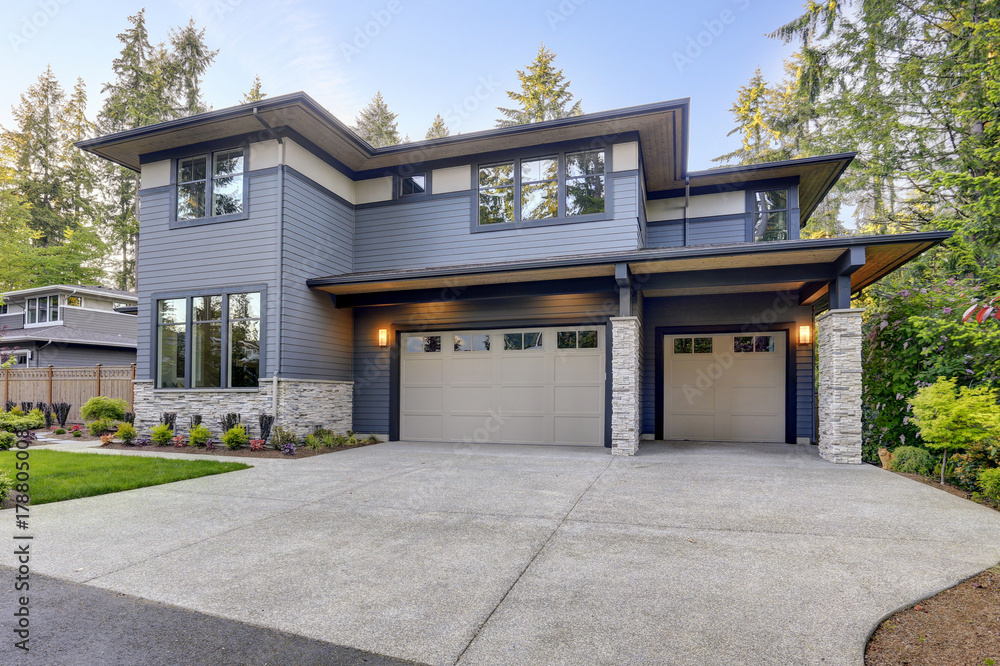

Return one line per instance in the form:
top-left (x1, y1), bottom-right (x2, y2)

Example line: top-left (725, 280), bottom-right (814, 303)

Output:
top-left (816, 308), bottom-right (864, 464)
top-left (611, 316), bottom-right (642, 456)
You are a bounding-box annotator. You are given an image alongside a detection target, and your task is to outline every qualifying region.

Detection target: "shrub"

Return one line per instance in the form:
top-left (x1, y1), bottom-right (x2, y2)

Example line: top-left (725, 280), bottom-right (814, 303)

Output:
top-left (304, 434), bottom-right (325, 451)
top-left (0, 409), bottom-right (45, 433)
top-left (249, 439), bottom-right (265, 451)
top-left (222, 426), bottom-right (249, 450)
top-left (950, 440), bottom-right (1000, 491)
top-left (160, 413), bottom-right (177, 431)
top-left (270, 426), bottom-right (298, 451)
top-left (0, 470), bottom-right (13, 502)
top-left (100, 434), bottom-right (114, 446)
top-left (8, 408), bottom-right (24, 416)
top-left (365, 434), bottom-right (380, 444)
top-left (70, 424), bottom-right (82, 432)
top-left (345, 434), bottom-right (359, 447)
top-left (122, 411), bottom-right (136, 425)
top-left (116, 422), bottom-right (138, 445)
top-left (151, 424), bottom-right (173, 446)
top-left (0, 431), bottom-right (15, 451)
top-left (54, 428), bottom-right (66, 435)
top-left (80, 396), bottom-right (128, 422)
top-left (188, 423), bottom-right (212, 448)
top-left (280, 440), bottom-right (296, 456)
top-left (172, 435), bottom-right (187, 448)
top-left (72, 431), bottom-right (82, 438)
top-left (88, 418), bottom-right (117, 437)
top-left (979, 468), bottom-right (1000, 503)
top-left (52, 402), bottom-right (71, 428)
top-left (888, 446), bottom-right (937, 475)
top-left (259, 414), bottom-right (275, 443)
top-left (41, 403), bottom-right (53, 428)
top-left (220, 413), bottom-right (240, 432)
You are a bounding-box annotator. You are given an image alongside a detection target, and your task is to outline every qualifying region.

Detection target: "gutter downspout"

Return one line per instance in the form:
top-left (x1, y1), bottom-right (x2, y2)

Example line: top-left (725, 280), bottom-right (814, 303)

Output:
top-left (683, 176), bottom-right (691, 246)
top-left (253, 108), bottom-right (285, 418)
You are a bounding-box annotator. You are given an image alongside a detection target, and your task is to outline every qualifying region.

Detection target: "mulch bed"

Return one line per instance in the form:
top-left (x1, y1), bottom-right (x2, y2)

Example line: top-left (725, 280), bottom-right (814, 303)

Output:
top-left (864, 467), bottom-right (1000, 665)
top-left (865, 566), bottom-right (1000, 665)
top-left (96, 440), bottom-right (378, 458)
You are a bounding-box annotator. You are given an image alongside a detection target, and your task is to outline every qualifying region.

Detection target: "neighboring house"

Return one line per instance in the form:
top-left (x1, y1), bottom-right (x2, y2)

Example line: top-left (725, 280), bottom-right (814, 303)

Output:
top-left (77, 93), bottom-right (950, 462)
top-left (0, 285), bottom-right (138, 368)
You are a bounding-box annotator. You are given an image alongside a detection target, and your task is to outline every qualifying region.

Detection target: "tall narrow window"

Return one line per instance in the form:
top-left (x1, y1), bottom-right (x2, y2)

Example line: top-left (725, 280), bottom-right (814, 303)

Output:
top-left (192, 295), bottom-right (222, 388)
top-left (752, 189), bottom-right (789, 242)
top-left (228, 292), bottom-right (260, 388)
top-left (26, 298), bottom-right (36, 324)
top-left (478, 162), bottom-right (514, 225)
top-left (157, 299), bottom-right (187, 388)
top-left (565, 150), bottom-right (605, 216)
top-left (520, 156), bottom-right (558, 220)
top-left (212, 149), bottom-right (244, 216)
top-left (177, 156), bottom-right (208, 220)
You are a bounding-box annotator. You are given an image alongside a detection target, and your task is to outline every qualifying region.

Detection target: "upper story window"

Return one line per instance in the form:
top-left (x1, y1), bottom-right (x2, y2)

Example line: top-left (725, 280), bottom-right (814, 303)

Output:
top-left (176, 147), bottom-right (245, 222)
top-left (399, 174), bottom-right (426, 197)
top-left (156, 290), bottom-right (261, 389)
top-left (0, 303), bottom-right (7, 315)
top-left (66, 296), bottom-right (83, 307)
top-left (25, 296), bottom-right (59, 326)
top-left (751, 189), bottom-right (788, 241)
top-left (478, 148), bottom-right (606, 228)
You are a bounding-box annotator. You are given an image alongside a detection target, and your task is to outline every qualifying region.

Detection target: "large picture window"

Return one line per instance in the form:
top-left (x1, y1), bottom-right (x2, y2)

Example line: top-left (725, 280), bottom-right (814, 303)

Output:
top-left (478, 147), bottom-right (606, 228)
top-left (24, 295), bottom-right (59, 326)
top-left (176, 147), bottom-right (245, 222)
top-left (155, 291), bottom-right (261, 389)
top-left (751, 189), bottom-right (789, 242)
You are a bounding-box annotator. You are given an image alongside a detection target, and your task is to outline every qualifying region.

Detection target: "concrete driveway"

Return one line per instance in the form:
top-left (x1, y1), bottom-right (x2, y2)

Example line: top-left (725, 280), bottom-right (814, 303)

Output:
top-left (3, 440), bottom-right (999, 665)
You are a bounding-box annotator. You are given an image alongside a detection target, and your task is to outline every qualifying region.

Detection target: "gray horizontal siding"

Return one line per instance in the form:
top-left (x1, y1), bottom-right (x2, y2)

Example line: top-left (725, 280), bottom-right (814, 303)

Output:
top-left (353, 292), bottom-right (616, 435)
top-left (646, 221), bottom-right (684, 248)
top-left (136, 170), bottom-right (281, 380)
top-left (688, 215), bottom-right (746, 245)
top-left (280, 169), bottom-right (354, 381)
top-left (61, 308), bottom-right (137, 339)
top-left (641, 293), bottom-right (814, 441)
top-left (353, 189), bottom-right (641, 273)
top-left (35, 343), bottom-right (136, 368)
top-left (0, 313), bottom-right (22, 329)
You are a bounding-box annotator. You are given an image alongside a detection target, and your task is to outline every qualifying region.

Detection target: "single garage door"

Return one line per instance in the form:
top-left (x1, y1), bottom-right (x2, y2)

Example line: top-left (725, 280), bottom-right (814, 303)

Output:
top-left (664, 332), bottom-right (786, 442)
top-left (401, 326), bottom-right (605, 445)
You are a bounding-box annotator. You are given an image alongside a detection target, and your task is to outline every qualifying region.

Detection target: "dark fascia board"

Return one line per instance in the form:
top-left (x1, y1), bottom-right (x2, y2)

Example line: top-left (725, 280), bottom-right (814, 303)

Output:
top-left (685, 152), bottom-right (858, 180)
top-left (76, 91), bottom-right (691, 173)
top-left (306, 230), bottom-right (953, 289)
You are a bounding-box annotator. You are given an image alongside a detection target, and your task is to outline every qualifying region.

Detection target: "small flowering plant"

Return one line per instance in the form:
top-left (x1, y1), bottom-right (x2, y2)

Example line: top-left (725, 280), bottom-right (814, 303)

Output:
top-left (99, 434), bottom-right (114, 446)
top-left (172, 435), bottom-right (187, 448)
top-left (280, 441), bottom-right (296, 456)
top-left (70, 424), bottom-right (83, 433)
top-left (205, 439), bottom-right (216, 450)
top-left (249, 439), bottom-right (265, 451)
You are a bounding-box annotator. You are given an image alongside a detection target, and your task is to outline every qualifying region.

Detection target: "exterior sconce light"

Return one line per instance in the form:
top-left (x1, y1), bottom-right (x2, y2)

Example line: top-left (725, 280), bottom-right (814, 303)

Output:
top-left (378, 329), bottom-right (389, 347)
top-left (798, 325), bottom-right (812, 346)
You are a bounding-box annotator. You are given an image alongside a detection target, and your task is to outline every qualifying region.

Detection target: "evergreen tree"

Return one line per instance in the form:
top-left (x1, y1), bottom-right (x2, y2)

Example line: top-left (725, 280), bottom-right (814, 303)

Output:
top-left (425, 114), bottom-right (450, 139)
top-left (496, 44), bottom-right (582, 127)
top-left (352, 91), bottom-right (401, 148)
top-left (60, 78), bottom-right (100, 231)
top-left (168, 18), bottom-right (218, 115)
top-left (240, 75), bottom-right (266, 104)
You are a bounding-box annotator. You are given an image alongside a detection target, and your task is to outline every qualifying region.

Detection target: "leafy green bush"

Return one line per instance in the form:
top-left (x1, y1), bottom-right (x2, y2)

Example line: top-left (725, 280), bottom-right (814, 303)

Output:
top-left (0, 431), bottom-right (16, 451)
top-left (88, 418), bottom-right (117, 437)
top-left (950, 440), bottom-right (1000, 491)
top-left (188, 423), bottom-right (212, 447)
top-left (304, 434), bottom-right (325, 451)
top-left (72, 431), bottom-right (82, 438)
top-left (115, 422), bottom-right (138, 445)
top-left (54, 428), bottom-right (66, 435)
top-left (0, 409), bottom-right (45, 433)
top-left (0, 469), bottom-right (12, 502)
top-left (222, 426), bottom-right (249, 450)
top-left (80, 396), bottom-right (128, 422)
top-left (270, 426), bottom-right (298, 451)
top-left (978, 468), bottom-right (1000, 503)
top-left (888, 446), bottom-right (936, 475)
top-left (150, 424), bottom-right (173, 446)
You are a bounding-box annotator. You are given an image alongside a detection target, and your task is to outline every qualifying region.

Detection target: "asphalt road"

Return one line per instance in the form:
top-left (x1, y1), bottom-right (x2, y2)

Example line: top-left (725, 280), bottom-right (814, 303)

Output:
top-left (0, 567), bottom-right (418, 665)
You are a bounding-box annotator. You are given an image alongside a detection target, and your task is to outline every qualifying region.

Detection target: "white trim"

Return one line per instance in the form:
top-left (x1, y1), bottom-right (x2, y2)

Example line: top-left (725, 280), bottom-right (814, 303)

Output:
top-left (1, 336), bottom-right (136, 349)
top-left (61, 304), bottom-right (138, 318)
top-left (2, 285), bottom-right (137, 302)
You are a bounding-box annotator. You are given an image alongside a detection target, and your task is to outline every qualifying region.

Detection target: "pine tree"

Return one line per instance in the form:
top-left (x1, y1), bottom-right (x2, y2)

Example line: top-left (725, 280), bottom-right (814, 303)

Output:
top-left (168, 18), bottom-right (218, 115)
top-left (713, 68), bottom-right (785, 166)
top-left (240, 75), bottom-right (266, 104)
top-left (425, 114), bottom-right (450, 139)
top-left (352, 91), bottom-right (401, 148)
top-left (60, 78), bottom-right (99, 231)
top-left (496, 44), bottom-right (582, 127)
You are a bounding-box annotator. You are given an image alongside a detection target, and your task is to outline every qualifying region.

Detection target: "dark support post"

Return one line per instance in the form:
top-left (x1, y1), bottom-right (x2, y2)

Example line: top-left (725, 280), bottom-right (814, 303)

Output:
top-left (96, 364), bottom-right (102, 396)
top-left (130, 363), bottom-right (136, 409)
top-left (830, 246), bottom-right (867, 309)
top-left (48, 365), bottom-right (53, 405)
top-left (616, 263), bottom-right (632, 318)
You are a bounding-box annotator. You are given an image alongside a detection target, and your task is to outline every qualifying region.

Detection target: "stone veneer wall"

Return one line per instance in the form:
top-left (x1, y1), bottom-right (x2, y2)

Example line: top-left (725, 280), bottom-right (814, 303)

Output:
top-left (816, 308), bottom-right (864, 464)
top-left (611, 316), bottom-right (642, 455)
top-left (133, 378), bottom-right (353, 438)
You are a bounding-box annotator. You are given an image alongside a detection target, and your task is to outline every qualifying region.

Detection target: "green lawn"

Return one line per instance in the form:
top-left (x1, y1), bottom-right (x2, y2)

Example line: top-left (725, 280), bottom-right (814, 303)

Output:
top-left (0, 450), bottom-right (251, 505)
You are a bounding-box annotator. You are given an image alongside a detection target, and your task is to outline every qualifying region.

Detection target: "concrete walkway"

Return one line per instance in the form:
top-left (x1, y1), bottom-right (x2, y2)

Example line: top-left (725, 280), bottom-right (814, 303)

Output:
top-left (2, 440), bottom-right (999, 665)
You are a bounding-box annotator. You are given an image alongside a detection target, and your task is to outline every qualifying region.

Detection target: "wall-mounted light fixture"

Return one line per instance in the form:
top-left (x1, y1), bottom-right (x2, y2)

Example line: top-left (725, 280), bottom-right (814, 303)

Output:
top-left (798, 324), bottom-right (812, 346)
top-left (377, 328), bottom-right (389, 347)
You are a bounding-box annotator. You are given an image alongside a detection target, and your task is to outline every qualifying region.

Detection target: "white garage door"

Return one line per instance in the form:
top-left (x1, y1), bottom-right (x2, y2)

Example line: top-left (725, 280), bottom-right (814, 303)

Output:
top-left (401, 326), bottom-right (605, 446)
top-left (664, 332), bottom-right (786, 443)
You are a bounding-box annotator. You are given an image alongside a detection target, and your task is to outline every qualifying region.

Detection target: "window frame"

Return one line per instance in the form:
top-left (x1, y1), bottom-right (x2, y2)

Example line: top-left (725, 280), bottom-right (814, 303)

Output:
top-left (170, 143), bottom-right (249, 229)
top-left (23, 294), bottom-right (60, 327)
top-left (151, 285), bottom-right (266, 390)
top-left (397, 172), bottom-right (429, 199)
top-left (0, 303), bottom-right (7, 315)
top-left (472, 142), bottom-right (613, 233)
top-left (745, 181), bottom-right (799, 242)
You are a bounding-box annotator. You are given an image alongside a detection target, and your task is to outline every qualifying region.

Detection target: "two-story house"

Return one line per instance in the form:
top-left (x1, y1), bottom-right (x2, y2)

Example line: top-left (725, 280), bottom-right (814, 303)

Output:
top-left (78, 93), bottom-right (949, 462)
top-left (1, 284), bottom-right (137, 367)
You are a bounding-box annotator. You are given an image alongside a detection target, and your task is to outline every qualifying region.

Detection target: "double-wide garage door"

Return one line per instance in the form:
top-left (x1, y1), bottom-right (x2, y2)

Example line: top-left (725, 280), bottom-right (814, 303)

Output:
top-left (400, 326), bottom-right (605, 446)
top-left (664, 332), bottom-right (786, 442)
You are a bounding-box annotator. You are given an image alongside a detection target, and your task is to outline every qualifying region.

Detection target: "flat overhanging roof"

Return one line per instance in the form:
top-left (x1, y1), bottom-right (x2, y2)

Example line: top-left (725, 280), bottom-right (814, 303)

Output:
top-left (307, 231), bottom-right (952, 308)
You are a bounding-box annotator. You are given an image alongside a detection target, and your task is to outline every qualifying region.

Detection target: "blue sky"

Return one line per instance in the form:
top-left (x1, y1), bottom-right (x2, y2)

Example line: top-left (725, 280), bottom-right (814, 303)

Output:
top-left (2, 0), bottom-right (808, 169)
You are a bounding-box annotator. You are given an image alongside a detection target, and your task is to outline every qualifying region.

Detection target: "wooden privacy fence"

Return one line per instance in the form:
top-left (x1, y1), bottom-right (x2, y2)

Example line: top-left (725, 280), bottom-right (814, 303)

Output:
top-left (2, 365), bottom-right (136, 423)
